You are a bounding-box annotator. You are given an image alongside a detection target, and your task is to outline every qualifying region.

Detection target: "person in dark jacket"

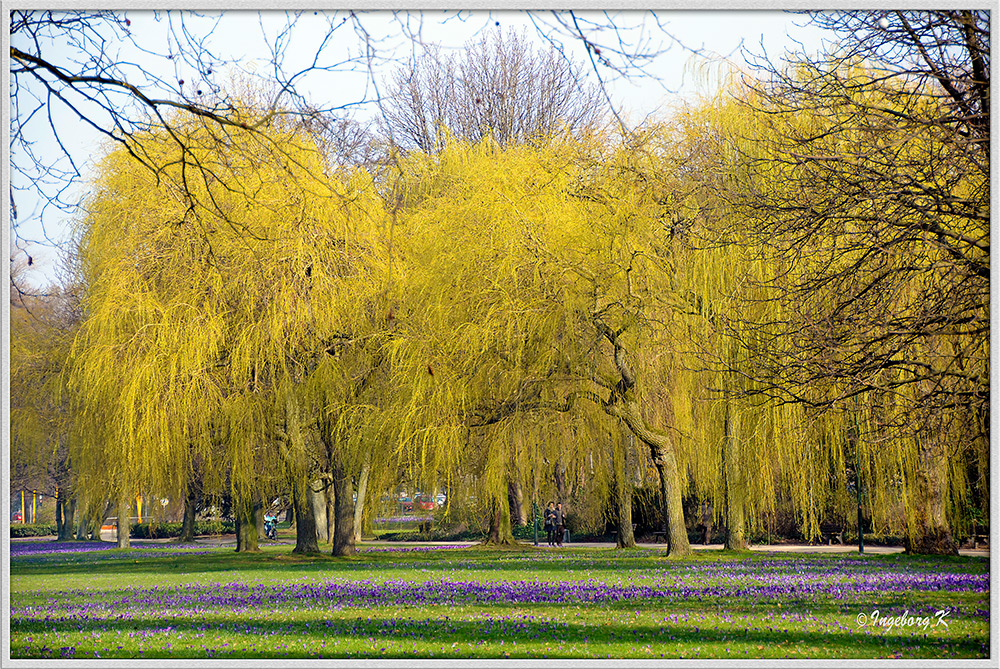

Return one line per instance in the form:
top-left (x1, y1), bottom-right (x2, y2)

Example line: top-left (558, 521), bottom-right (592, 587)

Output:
top-left (555, 502), bottom-right (565, 547)
top-left (544, 502), bottom-right (556, 546)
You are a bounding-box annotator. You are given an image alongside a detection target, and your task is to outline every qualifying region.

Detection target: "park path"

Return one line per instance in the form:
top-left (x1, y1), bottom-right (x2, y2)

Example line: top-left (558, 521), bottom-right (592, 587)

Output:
top-left (83, 530), bottom-right (988, 558)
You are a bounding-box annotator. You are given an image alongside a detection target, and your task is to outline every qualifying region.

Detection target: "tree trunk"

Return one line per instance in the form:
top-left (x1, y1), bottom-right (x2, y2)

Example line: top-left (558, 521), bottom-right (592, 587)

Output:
top-left (326, 485), bottom-right (336, 544)
top-left (354, 451), bottom-right (371, 543)
top-left (58, 495), bottom-right (76, 541)
top-left (116, 497), bottom-right (131, 549)
top-left (291, 477), bottom-right (320, 554)
top-left (88, 499), bottom-right (112, 541)
top-left (234, 493), bottom-right (260, 553)
top-left (905, 438), bottom-right (959, 555)
top-left (612, 434), bottom-right (636, 548)
top-left (482, 491), bottom-right (516, 546)
top-left (281, 393), bottom-right (319, 553)
top-left (285, 504), bottom-right (295, 526)
top-left (311, 484), bottom-right (329, 543)
top-left (507, 477), bottom-right (527, 526)
top-left (723, 401), bottom-right (748, 551)
top-left (652, 449), bottom-right (690, 556)
top-left (178, 487), bottom-right (197, 542)
top-left (76, 501), bottom-right (88, 540)
top-left (55, 491), bottom-right (65, 539)
top-left (331, 454), bottom-right (356, 556)
top-left (608, 399), bottom-right (690, 557)
top-left (74, 495), bottom-right (88, 539)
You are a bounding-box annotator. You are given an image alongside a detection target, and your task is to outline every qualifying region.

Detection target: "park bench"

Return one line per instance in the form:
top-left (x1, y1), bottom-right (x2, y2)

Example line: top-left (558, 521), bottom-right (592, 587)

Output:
top-left (819, 522), bottom-right (844, 545)
top-left (609, 524), bottom-right (638, 543)
top-left (964, 534), bottom-right (988, 549)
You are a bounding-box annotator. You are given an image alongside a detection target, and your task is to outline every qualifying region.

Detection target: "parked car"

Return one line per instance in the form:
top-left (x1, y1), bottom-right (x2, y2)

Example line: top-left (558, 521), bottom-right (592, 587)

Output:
top-left (415, 494), bottom-right (436, 511)
top-left (12, 511), bottom-right (23, 523)
top-left (399, 497), bottom-right (413, 512)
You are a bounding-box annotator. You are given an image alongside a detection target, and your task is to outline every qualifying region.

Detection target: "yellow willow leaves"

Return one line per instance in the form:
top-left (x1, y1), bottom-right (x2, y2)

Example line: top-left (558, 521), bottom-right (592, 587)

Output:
top-left (68, 110), bottom-right (389, 501)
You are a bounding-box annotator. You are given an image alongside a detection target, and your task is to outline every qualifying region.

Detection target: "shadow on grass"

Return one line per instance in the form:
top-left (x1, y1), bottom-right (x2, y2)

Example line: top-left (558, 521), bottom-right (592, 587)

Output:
top-left (10, 609), bottom-right (988, 660)
top-left (11, 543), bottom-right (988, 580)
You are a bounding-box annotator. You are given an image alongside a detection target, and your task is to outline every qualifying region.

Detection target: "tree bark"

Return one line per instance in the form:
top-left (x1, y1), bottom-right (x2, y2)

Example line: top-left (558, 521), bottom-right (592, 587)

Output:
top-left (116, 497), bottom-right (131, 549)
top-left (482, 492), bottom-right (517, 546)
top-left (178, 487), bottom-right (197, 542)
top-left (74, 495), bottom-right (88, 539)
top-left (234, 493), bottom-right (260, 553)
top-left (723, 401), bottom-right (748, 551)
top-left (88, 499), bottom-right (112, 541)
top-left (331, 454), bottom-right (356, 556)
top-left (353, 451), bottom-right (371, 543)
top-left (281, 393), bottom-right (320, 553)
top-left (311, 484), bottom-right (329, 543)
top-left (906, 438), bottom-right (959, 555)
top-left (291, 477), bottom-right (320, 554)
top-left (326, 484), bottom-right (336, 544)
top-left (57, 494), bottom-right (76, 541)
top-left (608, 399), bottom-right (691, 557)
top-left (55, 491), bottom-right (64, 539)
top-left (596, 324), bottom-right (689, 556)
top-left (653, 447), bottom-right (690, 556)
top-left (507, 476), bottom-right (527, 526)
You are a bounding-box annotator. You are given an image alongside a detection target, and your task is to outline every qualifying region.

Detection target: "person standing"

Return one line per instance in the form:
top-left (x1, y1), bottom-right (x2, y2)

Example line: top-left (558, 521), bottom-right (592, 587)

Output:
top-left (555, 502), bottom-right (565, 547)
top-left (544, 502), bottom-right (556, 546)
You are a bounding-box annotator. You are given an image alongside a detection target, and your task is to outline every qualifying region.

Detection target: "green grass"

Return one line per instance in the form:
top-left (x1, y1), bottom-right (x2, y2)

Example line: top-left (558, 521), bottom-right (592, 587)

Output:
top-left (9, 542), bottom-right (990, 659)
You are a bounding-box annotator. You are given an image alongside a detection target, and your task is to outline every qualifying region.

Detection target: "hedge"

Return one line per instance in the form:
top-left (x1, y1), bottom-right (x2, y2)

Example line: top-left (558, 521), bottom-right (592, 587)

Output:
top-left (130, 520), bottom-right (235, 539)
top-left (10, 523), bottom-right (59, 538)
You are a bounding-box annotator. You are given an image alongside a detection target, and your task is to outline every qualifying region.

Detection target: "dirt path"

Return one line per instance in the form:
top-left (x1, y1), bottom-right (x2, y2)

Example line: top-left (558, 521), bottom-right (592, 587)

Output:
top-left (77, 531), bottom-right (987, 557)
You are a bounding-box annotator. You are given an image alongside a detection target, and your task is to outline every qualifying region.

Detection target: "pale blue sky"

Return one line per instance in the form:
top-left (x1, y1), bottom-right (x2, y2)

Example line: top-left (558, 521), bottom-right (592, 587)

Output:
top-left (8, 9), bottom-right (830, 287)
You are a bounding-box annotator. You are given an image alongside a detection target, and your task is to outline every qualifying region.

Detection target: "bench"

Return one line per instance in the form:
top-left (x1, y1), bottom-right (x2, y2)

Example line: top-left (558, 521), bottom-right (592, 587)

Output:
top-left (819, 522), bottom-right (844, 545)
top-left (609, 524), bottom-right (638, 541)
top-left (964, 534), bottom-right (988, 549)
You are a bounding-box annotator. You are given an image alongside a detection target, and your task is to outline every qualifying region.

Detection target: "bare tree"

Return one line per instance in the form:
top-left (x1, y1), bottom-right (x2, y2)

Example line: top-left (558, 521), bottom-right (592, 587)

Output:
top-left (380, 29), bottom-right (608, 151)
top-left (9, 10), bottom-right (390, 287)
top-left (713, 10), bottom-right (988, 554)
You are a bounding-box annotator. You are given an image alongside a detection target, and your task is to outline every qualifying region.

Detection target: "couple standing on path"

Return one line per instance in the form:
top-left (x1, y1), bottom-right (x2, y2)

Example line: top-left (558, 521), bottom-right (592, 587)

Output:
top-left (544, 502), bottom-right (566, 547)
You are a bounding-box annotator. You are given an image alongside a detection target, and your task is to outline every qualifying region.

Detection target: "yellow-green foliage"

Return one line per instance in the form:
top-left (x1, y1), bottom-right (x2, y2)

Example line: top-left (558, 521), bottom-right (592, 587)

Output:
top-left (666, 57), bottom-right (989, 540)
top-left (68, 107), bottom-right (389, 504)
top-left (10, 287), bottom-right (78, 491)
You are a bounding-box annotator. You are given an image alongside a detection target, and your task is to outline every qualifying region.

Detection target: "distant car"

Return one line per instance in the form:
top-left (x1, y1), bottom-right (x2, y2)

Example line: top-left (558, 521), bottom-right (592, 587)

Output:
top-left (435, 493), bottom-right (446, 506)
top-left (400, 497), bottom-right (413, 512)
top-left (12, 511), bottom-right (22, 523)
top-left (415, 494), bottom-right (435, 511)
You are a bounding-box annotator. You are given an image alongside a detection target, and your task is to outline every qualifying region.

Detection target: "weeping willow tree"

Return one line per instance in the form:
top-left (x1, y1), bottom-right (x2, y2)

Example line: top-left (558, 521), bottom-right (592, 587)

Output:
top-left (67, 98), bottom-right (390, 551)
top-left (10, 271), bottom-right (82, 540)
top-left (678, 50), bottom-right (988, 553)
top-left (381, 137), bottom-right (583, 545)
top-left (380, 130), bottom-right (712, 554)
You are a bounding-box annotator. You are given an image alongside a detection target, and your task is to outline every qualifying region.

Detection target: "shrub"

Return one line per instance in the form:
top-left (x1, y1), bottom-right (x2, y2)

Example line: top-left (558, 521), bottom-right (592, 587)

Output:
top-left (10, 523), bottom-right (58, 538)
top-left (130, 520), bottom-right (234, 539)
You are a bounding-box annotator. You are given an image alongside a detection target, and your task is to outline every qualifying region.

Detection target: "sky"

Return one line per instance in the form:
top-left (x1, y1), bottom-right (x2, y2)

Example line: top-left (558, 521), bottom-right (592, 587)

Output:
top-left (8, 9), bottom-right (831, 288)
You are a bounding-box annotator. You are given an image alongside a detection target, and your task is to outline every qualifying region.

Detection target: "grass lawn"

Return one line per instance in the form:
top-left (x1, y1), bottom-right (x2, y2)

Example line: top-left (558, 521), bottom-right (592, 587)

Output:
top-left (8, 539), bottom-right (989, 660)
